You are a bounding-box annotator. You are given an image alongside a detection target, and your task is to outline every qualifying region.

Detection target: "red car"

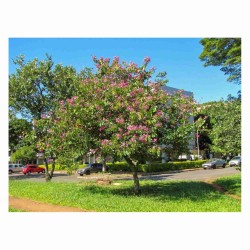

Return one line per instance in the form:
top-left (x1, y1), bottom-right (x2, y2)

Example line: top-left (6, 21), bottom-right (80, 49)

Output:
top-left (22, 164), bottom-right (45, 175)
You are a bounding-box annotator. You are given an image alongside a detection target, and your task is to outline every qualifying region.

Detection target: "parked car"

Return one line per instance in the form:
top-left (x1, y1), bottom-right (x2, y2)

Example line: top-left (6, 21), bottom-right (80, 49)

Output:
top-left (77, 163), bottom-right (109, 176)
top-left (9, 164), bottom-right (24, 174)
top-left (178, 154), bottom-right (203, 160)
top-left (229, 156), bottom-right (241, 167)
top-left (22, 164), bottom-right (45, 175)
top-left (202, 158), bottom-right (226, 170)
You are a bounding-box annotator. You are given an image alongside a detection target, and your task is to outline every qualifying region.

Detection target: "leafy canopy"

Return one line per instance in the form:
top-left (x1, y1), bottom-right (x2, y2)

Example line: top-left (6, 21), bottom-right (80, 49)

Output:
top-left (199, 38), bottom-right (241, 84)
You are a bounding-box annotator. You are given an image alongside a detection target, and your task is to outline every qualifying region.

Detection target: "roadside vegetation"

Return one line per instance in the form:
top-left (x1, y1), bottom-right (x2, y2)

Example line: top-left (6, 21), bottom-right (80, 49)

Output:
top-left (9, 174), bottom-right (241, 212)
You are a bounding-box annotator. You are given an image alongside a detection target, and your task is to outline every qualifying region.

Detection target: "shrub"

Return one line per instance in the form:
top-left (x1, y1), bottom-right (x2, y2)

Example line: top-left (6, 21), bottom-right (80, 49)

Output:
top-left (106, 162), bottom-right (131, 172)
top-left (139, 160), bottom-right (206, 173)
top-left (107, 160), bottom-right (206, 173)
top-left (39, 164), bottom-right (87, 171)
top-left (39, 160), bottom-right (206, 173)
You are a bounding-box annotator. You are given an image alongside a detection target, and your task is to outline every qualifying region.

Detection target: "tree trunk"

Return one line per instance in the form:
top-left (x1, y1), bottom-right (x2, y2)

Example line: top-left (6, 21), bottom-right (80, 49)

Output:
top-left (124, 156), bottom-right (141, 195)
top-left (44, 157), bottom-right (51, 181)
top-left (133, 170), bottom-right (141, 196)
top-left (50, 157), bottom-right (56, 178)
top-left (102, 157), bottom-right (107, 172)
top-left (43, 157), bottom-right (55, 182)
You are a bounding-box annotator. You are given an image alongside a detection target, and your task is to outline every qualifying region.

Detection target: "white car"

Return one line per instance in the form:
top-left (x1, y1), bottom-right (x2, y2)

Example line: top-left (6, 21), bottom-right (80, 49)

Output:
top-left (9, 164), bottom-right (24, 174)
top-left (229, 156), bottom-right (241, 167)
top-left (202, 158), bottom-right (226, 169)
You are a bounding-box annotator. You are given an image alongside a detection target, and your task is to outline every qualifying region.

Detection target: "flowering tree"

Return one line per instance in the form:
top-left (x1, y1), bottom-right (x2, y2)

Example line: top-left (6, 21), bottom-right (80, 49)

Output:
top-left (45, 56), bottom-right (198, 194)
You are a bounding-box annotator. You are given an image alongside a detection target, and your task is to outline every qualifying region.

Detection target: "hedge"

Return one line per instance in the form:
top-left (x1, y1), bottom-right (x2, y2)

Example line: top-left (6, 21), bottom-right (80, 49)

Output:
top-left (39, 160), bottom-right (207, 173)
top-left (39, 164), bottom-right (87, 171)
top-left (107, 160), bottom-right (206, 173)
top-left (139, 160), bottom-right (206, 173)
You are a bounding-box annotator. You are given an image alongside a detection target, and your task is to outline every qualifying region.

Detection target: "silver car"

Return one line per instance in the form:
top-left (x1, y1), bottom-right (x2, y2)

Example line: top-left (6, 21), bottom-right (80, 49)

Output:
top-left (9, 164), bottom-right (24, 174)
top-left (229, 156), bottom-right (241, 167)
top-left (202, 158), bottom-right (226, 170)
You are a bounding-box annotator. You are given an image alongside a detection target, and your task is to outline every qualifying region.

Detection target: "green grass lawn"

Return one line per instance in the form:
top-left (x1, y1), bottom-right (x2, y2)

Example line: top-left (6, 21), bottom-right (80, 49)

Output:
top-left (9, 175), bottom-right (241, 212)
top-left (9, 207), bottom-right (26, 212)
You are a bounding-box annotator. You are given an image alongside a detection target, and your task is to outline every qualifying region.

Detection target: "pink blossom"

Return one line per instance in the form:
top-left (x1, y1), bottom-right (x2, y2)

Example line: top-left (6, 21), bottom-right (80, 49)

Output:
top-left (130, 137), bottom-right (136, 143)
top-left (119, 81), bottom-right (128, 88)
top-left (99, 126), bottom-right (106, 131)
top-left (116, 134), bottom-right (122, 139)
top-left (101, 139), bottom-right (108, 145)
top-left (143, 57), bottom-right (151, 64)
top-left (116, 117), bottom-right (125, 124)
top-left (138, 134), bottom-right (148, 142)
top-left (127, 125), bottom-right (137, 131)
top-left (155, 122), bottom-right (162, 127)
top-left (127, 106), bottom-right (134, 112)
top-left (113, 56), bottom-right (119, 63)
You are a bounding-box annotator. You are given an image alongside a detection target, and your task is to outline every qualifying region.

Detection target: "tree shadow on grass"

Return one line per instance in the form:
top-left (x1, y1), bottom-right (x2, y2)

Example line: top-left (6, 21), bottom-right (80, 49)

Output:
top-left (213, 177), bottom-right (241, 195)
top-left (79, 180), bottom-right (223, 203)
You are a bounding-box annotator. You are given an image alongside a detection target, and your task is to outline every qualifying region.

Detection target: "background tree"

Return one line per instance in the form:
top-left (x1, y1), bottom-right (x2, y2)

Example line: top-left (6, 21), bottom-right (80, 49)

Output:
top-left (9, 54), bottom-right (79, 120)
top-left (201, 97), bottom-right (241, 156)
top-left (9, 115), bottom-right (32, 153)
top-left (161, 90), bottom-right (198, 160)
top-left (10, 145), bottom-right (37, 164)
top-left (194, 114), bottom-right (212, 159)
top-left (9, 54), bottom-right (84, 179)
top-left (199, 38), bottom-right (241, 84)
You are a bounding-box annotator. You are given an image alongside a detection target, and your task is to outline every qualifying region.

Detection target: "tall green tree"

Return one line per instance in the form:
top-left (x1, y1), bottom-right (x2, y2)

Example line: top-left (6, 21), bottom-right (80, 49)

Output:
top-left (9, 54), bottom-right (79, 120)
top-left (199, 38), bottom-right (241, 84)
top-left (9, 54), bottom-right (82, 179)
top-left (202, 98), bottom-right (241, 155)
top-left (9, 115), bottom-right (33, 153)
top-left (10, 145), bottom-right (37, 164)
top-left (161, 90), bottom-right (198, 160)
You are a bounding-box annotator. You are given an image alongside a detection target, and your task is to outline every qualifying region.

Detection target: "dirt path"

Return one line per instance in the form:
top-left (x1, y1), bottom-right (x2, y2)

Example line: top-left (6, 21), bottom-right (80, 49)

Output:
top-left (9, 196), bottom-right (92, 212)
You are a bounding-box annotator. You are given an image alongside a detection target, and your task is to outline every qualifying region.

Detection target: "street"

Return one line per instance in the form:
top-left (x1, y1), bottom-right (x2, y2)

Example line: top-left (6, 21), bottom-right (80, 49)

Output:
top-left (9, 166), bottom-right (240, 183)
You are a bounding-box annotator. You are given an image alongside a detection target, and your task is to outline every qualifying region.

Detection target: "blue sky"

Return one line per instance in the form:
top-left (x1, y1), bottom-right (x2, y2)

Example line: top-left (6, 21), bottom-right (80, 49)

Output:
top-left (9, 38), bottom-right (241, 103)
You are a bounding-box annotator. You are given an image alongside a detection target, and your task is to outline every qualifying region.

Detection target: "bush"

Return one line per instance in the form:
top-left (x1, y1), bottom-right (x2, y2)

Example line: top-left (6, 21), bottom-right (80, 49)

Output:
top-left (139, 160), bottom-right (206, 173)
top-left (39, 160), bottom-right (207, 173)
top-left (106, 160), bottom-right (206, 173)
top-left (106, 162), bottom-right (131, 172)
top-left (38, 164), bottom-right (87, 171)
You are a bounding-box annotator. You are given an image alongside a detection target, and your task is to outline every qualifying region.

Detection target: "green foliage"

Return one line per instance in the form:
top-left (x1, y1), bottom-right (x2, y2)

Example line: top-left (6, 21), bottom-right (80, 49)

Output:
top-left (106, 160), bottom-right (206, 172)
top-left (199, 38), bottom-right (241, 84)
top-left (107, 162), bottom-right (132, 171)
top-left (10, 145), bottom-right (37, 163)
top-left (139, 160), bottom-right (206, 172)
top-left (202, 98), bottom-right (241, 155)
top-left (160, 90), bottom-right (198, 160)
top-left (9, 54), bottom-right (80, 120)
top-left (39, 164), bottom-right (87, 171)
top-left (9, 115), bottom-right (33, 152)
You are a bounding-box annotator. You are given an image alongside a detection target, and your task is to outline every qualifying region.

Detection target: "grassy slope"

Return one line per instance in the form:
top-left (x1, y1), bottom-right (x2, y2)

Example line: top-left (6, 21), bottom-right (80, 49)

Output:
top-left (9, 175), bottom-right (241, 212)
